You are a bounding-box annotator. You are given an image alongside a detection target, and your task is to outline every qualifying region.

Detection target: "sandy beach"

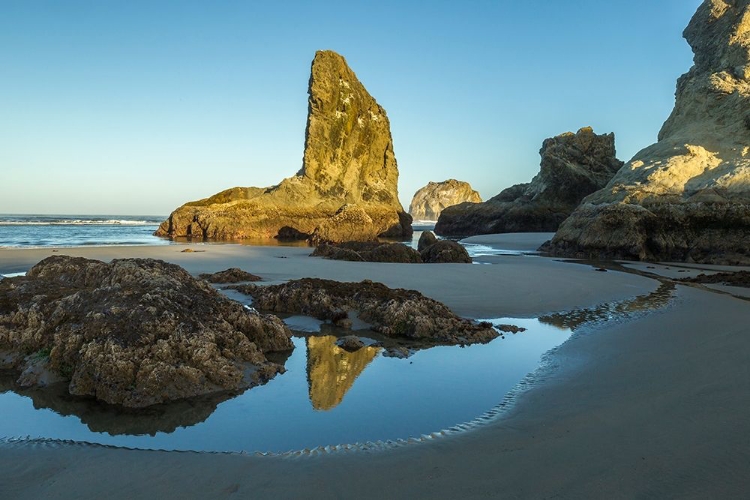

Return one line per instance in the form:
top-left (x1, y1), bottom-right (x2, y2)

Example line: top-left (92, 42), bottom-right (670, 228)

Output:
top-left (1, 238), bottom-right (749, 498)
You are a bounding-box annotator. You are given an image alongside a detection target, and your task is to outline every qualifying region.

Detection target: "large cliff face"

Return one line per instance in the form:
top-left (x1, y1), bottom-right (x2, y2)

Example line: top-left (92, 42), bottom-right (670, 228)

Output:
top-left (155, 50), bottom-right (412, 243)
top-left (408, 179), bottom-right (482, 221)
top-left (435, 128), bottom-right (623, 236)
top-left (547, 0), bottom-right (750, 264)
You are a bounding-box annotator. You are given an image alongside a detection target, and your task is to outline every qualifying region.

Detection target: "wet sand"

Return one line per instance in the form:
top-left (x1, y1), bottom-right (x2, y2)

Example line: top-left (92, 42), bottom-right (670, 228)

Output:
top-left (1, 241), bottom-right (749, 498)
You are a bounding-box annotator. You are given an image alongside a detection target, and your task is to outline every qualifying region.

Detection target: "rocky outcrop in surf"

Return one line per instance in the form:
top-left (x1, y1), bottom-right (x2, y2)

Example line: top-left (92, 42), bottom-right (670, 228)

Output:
top-left (155, 50), bottom-right (412, 244)
top-left (0, 256), bottom-right (293, 408)
top-left (435, 127), bottom-right (623, 236)
top-left (545, 1), bottom-right (750, 264)
top-left (409, 180), bottom-right (482, 221)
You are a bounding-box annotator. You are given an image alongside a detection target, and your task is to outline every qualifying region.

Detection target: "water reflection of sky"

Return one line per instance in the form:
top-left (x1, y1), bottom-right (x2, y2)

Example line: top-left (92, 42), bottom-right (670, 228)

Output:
top-left (0, 279), bottom-right (674, 453)
top-left (0, 317), bottom-right (569, 453)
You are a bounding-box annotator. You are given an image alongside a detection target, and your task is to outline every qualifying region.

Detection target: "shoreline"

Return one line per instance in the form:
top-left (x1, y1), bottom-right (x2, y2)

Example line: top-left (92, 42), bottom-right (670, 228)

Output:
top-left (2, 236), bottom-right (749, 497)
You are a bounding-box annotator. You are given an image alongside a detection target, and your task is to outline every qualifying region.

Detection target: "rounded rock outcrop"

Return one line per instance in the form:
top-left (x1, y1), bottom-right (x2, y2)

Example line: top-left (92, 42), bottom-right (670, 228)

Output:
top-left (409, 180), bottom-right (482, 221)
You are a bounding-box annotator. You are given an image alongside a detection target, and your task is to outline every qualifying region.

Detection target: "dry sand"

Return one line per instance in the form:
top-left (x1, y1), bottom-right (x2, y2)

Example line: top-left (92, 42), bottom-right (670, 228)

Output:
top-left (1, 239), bottom-right (749, 498)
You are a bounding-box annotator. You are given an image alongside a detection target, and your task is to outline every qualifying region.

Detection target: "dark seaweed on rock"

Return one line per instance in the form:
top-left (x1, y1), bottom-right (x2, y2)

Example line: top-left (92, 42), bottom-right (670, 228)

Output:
top-left (312, 242), bottom-right (422, 263)
top-left (237, 278), bottom-right (499, 345)
top-left (311, 234), bottom-right (471, 264)
top-left (0, 256), bottom-right (293, 408)
top-left (680, 270), bottom-right (750, 288)
top-left (199, 268), bottom-right (262, 283)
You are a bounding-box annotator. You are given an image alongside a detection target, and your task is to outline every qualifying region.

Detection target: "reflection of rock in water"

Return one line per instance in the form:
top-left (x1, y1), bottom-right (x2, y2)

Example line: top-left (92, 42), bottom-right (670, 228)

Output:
top-left (306, 336), bottom-right (380, 411)
top-left (0, 371), bottom-right (235, 436)
top-left (539, 282), bottom-right (675, 331)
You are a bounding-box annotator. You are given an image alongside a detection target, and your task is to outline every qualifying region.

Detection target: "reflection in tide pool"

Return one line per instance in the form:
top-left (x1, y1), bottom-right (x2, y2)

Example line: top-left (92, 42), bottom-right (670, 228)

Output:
top-left (0, 318), bottom-right (569, 453)
top-left (306, 336), bottom-right (380, 411)
top-left (0, 282), bottom-right (674, 453)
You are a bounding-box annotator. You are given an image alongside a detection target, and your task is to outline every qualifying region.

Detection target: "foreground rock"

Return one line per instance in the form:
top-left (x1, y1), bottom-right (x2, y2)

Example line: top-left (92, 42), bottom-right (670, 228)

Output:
top-left (237, 278), bottom-right (499, 345)
top-left (435, 127), bottom-right (623, 236)
top-left (156, 50), bottom-right (412, 244)
top-left (409, 180), bottom-right (482, 221)
top-left (0, 256), bottom-right (293, 408)
top-left (199, 268), bottom-right (262, 283)
top-left (546, 1), bottom-right (750, 264)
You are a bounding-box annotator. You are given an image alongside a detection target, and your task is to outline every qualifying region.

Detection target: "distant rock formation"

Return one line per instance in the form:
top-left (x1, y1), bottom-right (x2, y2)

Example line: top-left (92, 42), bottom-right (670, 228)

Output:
top-left (306, 335), bottom-right (379, 410)
top-left (546, 1), bottom-right (750, 264)
top-left (155, 50), bottom-right (412, 243)
top-left (0, 256), bottom-right (293, 408)
top-left (409, 180), bottom-right (482, 221)
top-left (435, 127), bottom-right (623, 236)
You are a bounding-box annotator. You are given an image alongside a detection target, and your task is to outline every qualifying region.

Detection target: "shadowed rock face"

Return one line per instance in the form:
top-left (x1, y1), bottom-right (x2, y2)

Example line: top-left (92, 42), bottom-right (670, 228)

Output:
top-left (409, 180), bottom-right (482, 221)
top-left (435, 127), bottom-right (623, 236)
top-left (546, 0), bottom-right (750, 264)
top-left (155, 50), bottom-right (412, 244)
top-left (0, 256), bottom-right (293, 408)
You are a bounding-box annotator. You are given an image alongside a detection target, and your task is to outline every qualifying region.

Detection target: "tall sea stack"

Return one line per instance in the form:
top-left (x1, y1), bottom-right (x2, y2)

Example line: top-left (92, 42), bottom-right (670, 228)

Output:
top-left (155, 50), bottom-right (412, 243)
top-left (546, 0), bottom-right (750, 264)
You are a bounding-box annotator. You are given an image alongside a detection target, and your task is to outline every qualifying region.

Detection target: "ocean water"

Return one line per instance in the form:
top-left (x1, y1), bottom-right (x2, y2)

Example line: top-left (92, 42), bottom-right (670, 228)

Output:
top-left (0, 214), bottom-right (169, 248)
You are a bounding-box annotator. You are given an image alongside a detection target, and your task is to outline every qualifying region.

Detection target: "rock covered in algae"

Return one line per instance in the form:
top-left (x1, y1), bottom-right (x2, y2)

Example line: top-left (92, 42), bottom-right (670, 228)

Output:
top-left (436, 127), bottom-right (623, 236)
top-left (0, 256), bottom-right (293, 408)
top-left (238, 278), bottom-right (498, 345)
top-left (546, 0), bottom-right (750, 264)
top-left (155, 50), bottom-right (412, 244)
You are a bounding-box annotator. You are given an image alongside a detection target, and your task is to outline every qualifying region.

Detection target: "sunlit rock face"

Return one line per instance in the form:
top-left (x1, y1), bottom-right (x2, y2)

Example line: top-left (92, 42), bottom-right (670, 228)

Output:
top-left (435, 128), bottom-right (622, 236)
top-left (155, 50), bottom-right (412, 243)
top-left (305, 336), bottom-right (379, 411)
top-left (409, 180), bottom-right (482, 221)
top-left (547, 0), bottom-right (750, 264)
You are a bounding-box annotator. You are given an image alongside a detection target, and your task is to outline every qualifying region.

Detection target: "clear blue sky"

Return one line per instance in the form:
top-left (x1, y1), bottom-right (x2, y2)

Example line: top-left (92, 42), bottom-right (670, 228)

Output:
top-left (0, 0), bottom-right (703, 216)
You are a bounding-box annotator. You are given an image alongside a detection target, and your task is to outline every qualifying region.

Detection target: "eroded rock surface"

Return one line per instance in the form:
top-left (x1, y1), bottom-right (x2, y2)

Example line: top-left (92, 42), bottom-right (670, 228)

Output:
top-left (237, 278), bottom-right (499, 345)
top-left (0, 256), bottom-right (293, 408)
top-left (311, 234), bottom-right (472, 264)
top-left (546, 1), bottom-right (750, 264)
top-left (409, 180), bottom-right (482, 221)
top-left (156, 50), bottom-right (412, 244)
top-left (199, 268), bottom-right (262, 283)
top-left (436, 128), bottom-right (623, 236)
top-left (312, 241), bottom-right (422, 263)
